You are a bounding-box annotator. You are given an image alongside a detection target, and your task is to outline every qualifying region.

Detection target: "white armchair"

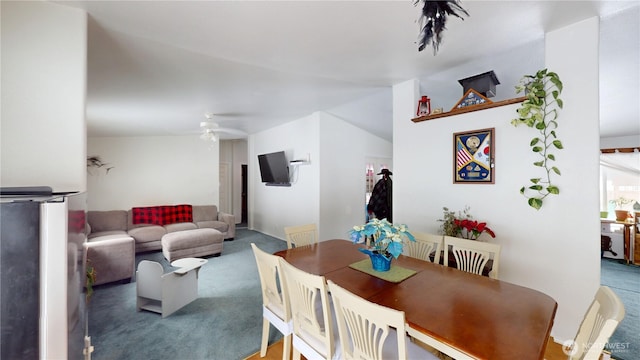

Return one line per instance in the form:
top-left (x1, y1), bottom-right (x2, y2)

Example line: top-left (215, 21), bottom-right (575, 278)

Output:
top-left (136, 260), bottom-right (198, 318)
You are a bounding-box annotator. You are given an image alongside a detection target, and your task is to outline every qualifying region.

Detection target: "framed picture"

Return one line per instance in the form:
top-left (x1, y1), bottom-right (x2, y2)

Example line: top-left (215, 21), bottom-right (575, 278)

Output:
top-left (453, 128), bottom-right (494, 184)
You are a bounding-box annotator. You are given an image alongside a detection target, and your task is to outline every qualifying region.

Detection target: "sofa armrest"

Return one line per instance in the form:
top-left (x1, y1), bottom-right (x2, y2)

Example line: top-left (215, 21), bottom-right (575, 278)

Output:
top-left (218, 211), bottom-right (236, 239)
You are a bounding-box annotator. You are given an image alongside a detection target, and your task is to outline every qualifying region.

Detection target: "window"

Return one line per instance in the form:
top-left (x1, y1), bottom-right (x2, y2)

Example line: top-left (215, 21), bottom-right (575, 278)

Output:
top-left (599, 152), bottom-right (640, 217)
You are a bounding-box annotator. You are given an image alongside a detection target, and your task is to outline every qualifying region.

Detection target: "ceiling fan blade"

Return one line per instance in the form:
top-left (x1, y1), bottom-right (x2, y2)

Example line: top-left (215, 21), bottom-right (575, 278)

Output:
top-left (214, 127), bottom-right (248, 136)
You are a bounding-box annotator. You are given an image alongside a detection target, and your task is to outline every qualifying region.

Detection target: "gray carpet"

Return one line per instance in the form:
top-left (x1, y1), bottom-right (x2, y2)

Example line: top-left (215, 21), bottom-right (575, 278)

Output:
top-left (88, 229), bottom-right (287, 360)
top-left (600, 258), bottom-right (640, 360)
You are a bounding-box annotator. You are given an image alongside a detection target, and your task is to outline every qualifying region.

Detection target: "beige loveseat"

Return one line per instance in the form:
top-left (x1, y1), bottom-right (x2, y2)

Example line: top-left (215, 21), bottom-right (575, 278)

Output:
top-left (87, 205), bottom-right (235, 253)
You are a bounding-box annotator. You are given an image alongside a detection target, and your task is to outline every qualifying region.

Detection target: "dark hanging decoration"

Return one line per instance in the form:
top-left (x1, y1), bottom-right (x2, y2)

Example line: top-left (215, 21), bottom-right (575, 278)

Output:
top-left (415, 0), bottom-right (469, 54)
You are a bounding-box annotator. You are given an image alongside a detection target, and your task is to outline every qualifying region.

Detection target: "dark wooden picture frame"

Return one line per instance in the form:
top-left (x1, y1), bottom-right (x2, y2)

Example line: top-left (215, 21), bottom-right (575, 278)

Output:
top-left (453, 128), bottom-right (495, 184)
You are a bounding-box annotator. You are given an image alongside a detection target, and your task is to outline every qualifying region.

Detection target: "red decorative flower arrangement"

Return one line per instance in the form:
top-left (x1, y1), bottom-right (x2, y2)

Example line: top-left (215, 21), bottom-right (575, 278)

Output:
top-left (453, 219), bottom-right (496, 240)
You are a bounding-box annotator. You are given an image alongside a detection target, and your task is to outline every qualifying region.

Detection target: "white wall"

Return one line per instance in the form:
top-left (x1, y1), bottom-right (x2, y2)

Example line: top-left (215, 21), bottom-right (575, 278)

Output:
top-left (393, 18), bottom-right (601, 342)
top-left (600, 135), bottom-right (640, 149)
top-left (87, 136), bottom-right (219, 210)
top-left (1, 1), bottom-right (87, 192)
top-left (249, 113), bottom-right (320, 238)
top-left (249, 112), bottom-right (392, 240)
top-left (319, 112), bottom-right (392, 240)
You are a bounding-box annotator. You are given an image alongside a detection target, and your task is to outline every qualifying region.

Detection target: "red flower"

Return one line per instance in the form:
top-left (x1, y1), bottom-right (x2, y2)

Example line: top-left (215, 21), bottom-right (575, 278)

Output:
top-left (453, 219), bottom-right (495, 240)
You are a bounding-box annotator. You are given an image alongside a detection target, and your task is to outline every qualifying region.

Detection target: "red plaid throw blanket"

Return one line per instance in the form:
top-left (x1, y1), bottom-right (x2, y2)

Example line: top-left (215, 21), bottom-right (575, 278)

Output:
top-left (132, 204), bottom-right (193, 225)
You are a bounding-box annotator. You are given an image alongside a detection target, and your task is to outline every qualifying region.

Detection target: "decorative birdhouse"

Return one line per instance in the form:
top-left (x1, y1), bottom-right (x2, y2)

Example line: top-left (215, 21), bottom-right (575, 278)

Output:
top-left (458, 71), bottom-right (500, 98)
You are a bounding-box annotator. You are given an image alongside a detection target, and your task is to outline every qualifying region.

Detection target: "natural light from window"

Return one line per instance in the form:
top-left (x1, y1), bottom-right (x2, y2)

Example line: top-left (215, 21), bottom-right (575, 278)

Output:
top-left (600, 152), bottom-right (640, 219)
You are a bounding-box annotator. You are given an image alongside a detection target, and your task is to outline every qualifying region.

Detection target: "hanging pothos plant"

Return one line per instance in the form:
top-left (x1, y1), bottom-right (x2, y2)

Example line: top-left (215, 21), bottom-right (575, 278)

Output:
top-left (511, 69), bottom-right (564, 210)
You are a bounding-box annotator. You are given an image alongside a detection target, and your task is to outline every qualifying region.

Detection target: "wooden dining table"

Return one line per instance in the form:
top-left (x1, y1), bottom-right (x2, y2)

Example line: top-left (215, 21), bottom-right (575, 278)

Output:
top-left (274, 239), bottom-right (557, 360)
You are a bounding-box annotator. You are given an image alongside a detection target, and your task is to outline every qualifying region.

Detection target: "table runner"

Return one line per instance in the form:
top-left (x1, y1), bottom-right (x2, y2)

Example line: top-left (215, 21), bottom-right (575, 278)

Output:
top-left (349, 259), bottom-right (416, 283)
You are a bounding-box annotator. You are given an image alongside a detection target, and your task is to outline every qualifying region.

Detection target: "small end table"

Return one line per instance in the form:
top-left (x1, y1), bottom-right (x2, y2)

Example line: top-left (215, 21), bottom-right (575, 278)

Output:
top-left (171, 257), bottom-right (208, 277)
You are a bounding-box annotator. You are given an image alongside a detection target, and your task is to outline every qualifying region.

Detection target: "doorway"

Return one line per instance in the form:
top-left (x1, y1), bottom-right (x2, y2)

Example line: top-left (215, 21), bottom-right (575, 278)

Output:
top-left (241, 164), bottom-right (248, 225)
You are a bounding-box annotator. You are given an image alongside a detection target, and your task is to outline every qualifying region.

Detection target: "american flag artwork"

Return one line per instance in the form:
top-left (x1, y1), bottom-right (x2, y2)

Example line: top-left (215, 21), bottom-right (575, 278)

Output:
top-left (454, 128), bottom-right (494, 183)
top-left (456, 140), bottom-right (473, 169)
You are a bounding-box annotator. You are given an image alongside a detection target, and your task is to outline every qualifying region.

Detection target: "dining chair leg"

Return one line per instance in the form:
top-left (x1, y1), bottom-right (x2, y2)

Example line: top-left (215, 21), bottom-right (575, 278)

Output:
top-left (282, 334), bottom-right (292, 360)
top-left (260, 318), bottom-right (269, 357)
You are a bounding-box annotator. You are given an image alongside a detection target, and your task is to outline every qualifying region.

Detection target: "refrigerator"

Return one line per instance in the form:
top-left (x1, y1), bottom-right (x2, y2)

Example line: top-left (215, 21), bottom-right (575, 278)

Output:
top-left (1, 188), bottom-right (88, 360)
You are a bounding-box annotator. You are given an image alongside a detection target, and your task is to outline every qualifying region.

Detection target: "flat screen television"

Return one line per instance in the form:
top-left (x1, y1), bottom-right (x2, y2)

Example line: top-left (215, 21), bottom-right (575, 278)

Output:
top-left (257, 151), bottom-right (291, 186)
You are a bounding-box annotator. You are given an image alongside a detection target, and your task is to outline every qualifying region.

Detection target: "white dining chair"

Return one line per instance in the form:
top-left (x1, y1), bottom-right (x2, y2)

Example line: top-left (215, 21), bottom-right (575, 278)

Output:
top-left (284, 223), bottom-right (318, 249)
top-left (443, 236), bottom-right (501, 279)
top-left (251, 243), bottom-right (293, 360)
top-left (279, 258), bottom-right (340, 360)
top-left (327, 280), bottom-right (440, 360)
top-left (567, 286), bottom-right (625, 360)
top-left (403, 232), bottom-right (442, 263)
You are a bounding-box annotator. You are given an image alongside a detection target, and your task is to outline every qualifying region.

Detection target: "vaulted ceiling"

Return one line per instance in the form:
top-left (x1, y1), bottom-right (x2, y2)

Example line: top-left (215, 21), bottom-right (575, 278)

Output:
top-left (55, 1), bottom-right (639, 142)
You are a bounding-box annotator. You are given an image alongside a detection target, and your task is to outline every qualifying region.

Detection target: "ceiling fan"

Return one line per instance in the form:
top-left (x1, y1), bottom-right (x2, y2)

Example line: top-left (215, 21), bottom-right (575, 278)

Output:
top-left (199, 112), bottom-right (247, 142)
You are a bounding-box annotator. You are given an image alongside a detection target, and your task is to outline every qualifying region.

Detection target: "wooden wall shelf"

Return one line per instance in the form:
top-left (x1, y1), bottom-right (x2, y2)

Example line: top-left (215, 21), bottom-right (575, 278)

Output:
top-left (601, 147), bottom-right (640, 154)
top-left (412, 96), bottom-right (527, 123)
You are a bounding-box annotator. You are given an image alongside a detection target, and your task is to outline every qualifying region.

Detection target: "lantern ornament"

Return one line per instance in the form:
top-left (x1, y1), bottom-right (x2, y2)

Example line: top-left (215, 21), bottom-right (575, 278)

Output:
top-left (417, 96), bottom-right (431, 116)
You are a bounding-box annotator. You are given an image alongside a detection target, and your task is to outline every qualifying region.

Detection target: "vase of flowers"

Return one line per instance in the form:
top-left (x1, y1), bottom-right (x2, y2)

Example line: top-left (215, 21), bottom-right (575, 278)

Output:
top-left (350, 218), bottom-right (415, 271)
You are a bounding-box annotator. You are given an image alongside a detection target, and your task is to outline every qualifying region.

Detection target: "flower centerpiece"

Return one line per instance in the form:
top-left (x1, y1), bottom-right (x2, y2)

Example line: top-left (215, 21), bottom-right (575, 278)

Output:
top-left (350, 218), bottom-right (415, 271)
top-left (438, 206), bottom-right (496, 241)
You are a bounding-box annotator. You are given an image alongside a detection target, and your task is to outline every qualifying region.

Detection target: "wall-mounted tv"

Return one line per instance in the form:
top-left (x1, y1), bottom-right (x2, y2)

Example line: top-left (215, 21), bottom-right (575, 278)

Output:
top-left (257, 151), bottom-right (291, 186)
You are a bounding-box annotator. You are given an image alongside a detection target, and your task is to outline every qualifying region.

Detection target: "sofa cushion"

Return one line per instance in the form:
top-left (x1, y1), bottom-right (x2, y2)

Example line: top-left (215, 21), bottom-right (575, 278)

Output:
top-left (131, 206), bottom-right (163, 226)
top-left (192, 205), bottom-right (218, 222)
top-left (88, 210), bottom-right (128, 233)
top-left (196, 220), bottom-right (229, 233)
top-left (164, 222), bottom-right (198, 233)
top-left (161, 204), bottom-right (193, 225)
top-left (88, 230), bottom-right (128, 240)
top-left (128, 225), bottom-right (167, 243)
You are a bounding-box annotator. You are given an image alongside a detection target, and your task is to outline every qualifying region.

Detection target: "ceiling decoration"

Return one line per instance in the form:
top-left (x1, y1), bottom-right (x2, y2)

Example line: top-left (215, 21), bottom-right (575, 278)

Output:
top-left (199, 113), bottom-right (247, 142)
top-left (416, 0), bottom-right (469, 54)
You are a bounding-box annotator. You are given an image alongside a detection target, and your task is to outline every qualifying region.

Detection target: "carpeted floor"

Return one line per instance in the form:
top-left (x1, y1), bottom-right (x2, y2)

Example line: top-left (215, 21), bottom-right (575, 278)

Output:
top-left (600, 258), bottom-right (640, 360)
top-left (87, 229), bottom-right (287, 360)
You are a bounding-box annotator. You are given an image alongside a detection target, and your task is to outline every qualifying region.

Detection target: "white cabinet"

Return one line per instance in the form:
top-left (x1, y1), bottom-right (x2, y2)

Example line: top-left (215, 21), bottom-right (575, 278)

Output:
top-left (601, 222), bottom-right (625, 260)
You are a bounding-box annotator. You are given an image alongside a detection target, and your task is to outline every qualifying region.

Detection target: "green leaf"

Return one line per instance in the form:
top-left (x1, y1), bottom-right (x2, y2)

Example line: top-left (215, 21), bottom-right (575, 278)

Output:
top-left (530, 138), bottom-right (540, 146)
top-left (552, 140), bottom-right (563, 149)
top-left (530, 178), bottom-right (541, 184)
top-left (529, 185), bottom-right (543, 191)
top-left (528, 198), bottom-right (543, 210)
top-left (547, 154), bottom-right (556, 160)
top-left (552, 167), bottom-right (561, 175)
top-left (532, 146), bottom-right (543, 153)
top-left (535, 122), bottom-right (546, 130)
top-left (552, 90), bottom-right (559, 99)
top-left (556, 99), bottom-right (563, 109)
top-left (519, 187), bottom-right (525, 195)
top-left (533, 161), bottom-right (544, 167)
top-left (547, 185), bottom-right (560, 194)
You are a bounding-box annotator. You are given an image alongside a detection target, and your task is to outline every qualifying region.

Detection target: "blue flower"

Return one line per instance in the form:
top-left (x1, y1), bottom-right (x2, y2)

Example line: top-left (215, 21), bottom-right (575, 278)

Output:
top-left (349, 218), bottom-right (414, 259)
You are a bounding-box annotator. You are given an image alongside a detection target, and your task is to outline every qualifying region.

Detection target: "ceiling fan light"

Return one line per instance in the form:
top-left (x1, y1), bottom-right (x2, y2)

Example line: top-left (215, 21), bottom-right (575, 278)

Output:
top-left (200, 121), bottom-right (218, 129)
top-left (200, 131), bottom-right (218, 142)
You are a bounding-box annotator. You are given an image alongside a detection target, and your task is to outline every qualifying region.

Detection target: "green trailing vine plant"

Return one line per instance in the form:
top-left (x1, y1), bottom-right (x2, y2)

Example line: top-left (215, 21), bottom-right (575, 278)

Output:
top-left (511, 69), bottom-right (563, 210)
top-left (85, 258), bottom-right (96, 303)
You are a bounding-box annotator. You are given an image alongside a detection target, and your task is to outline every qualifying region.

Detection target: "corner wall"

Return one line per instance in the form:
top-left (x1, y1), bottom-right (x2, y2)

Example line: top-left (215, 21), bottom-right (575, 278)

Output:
top-left (393, 18), bottom-right (600, 342)
top-left (249, 112), bottom-right (392, 241)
